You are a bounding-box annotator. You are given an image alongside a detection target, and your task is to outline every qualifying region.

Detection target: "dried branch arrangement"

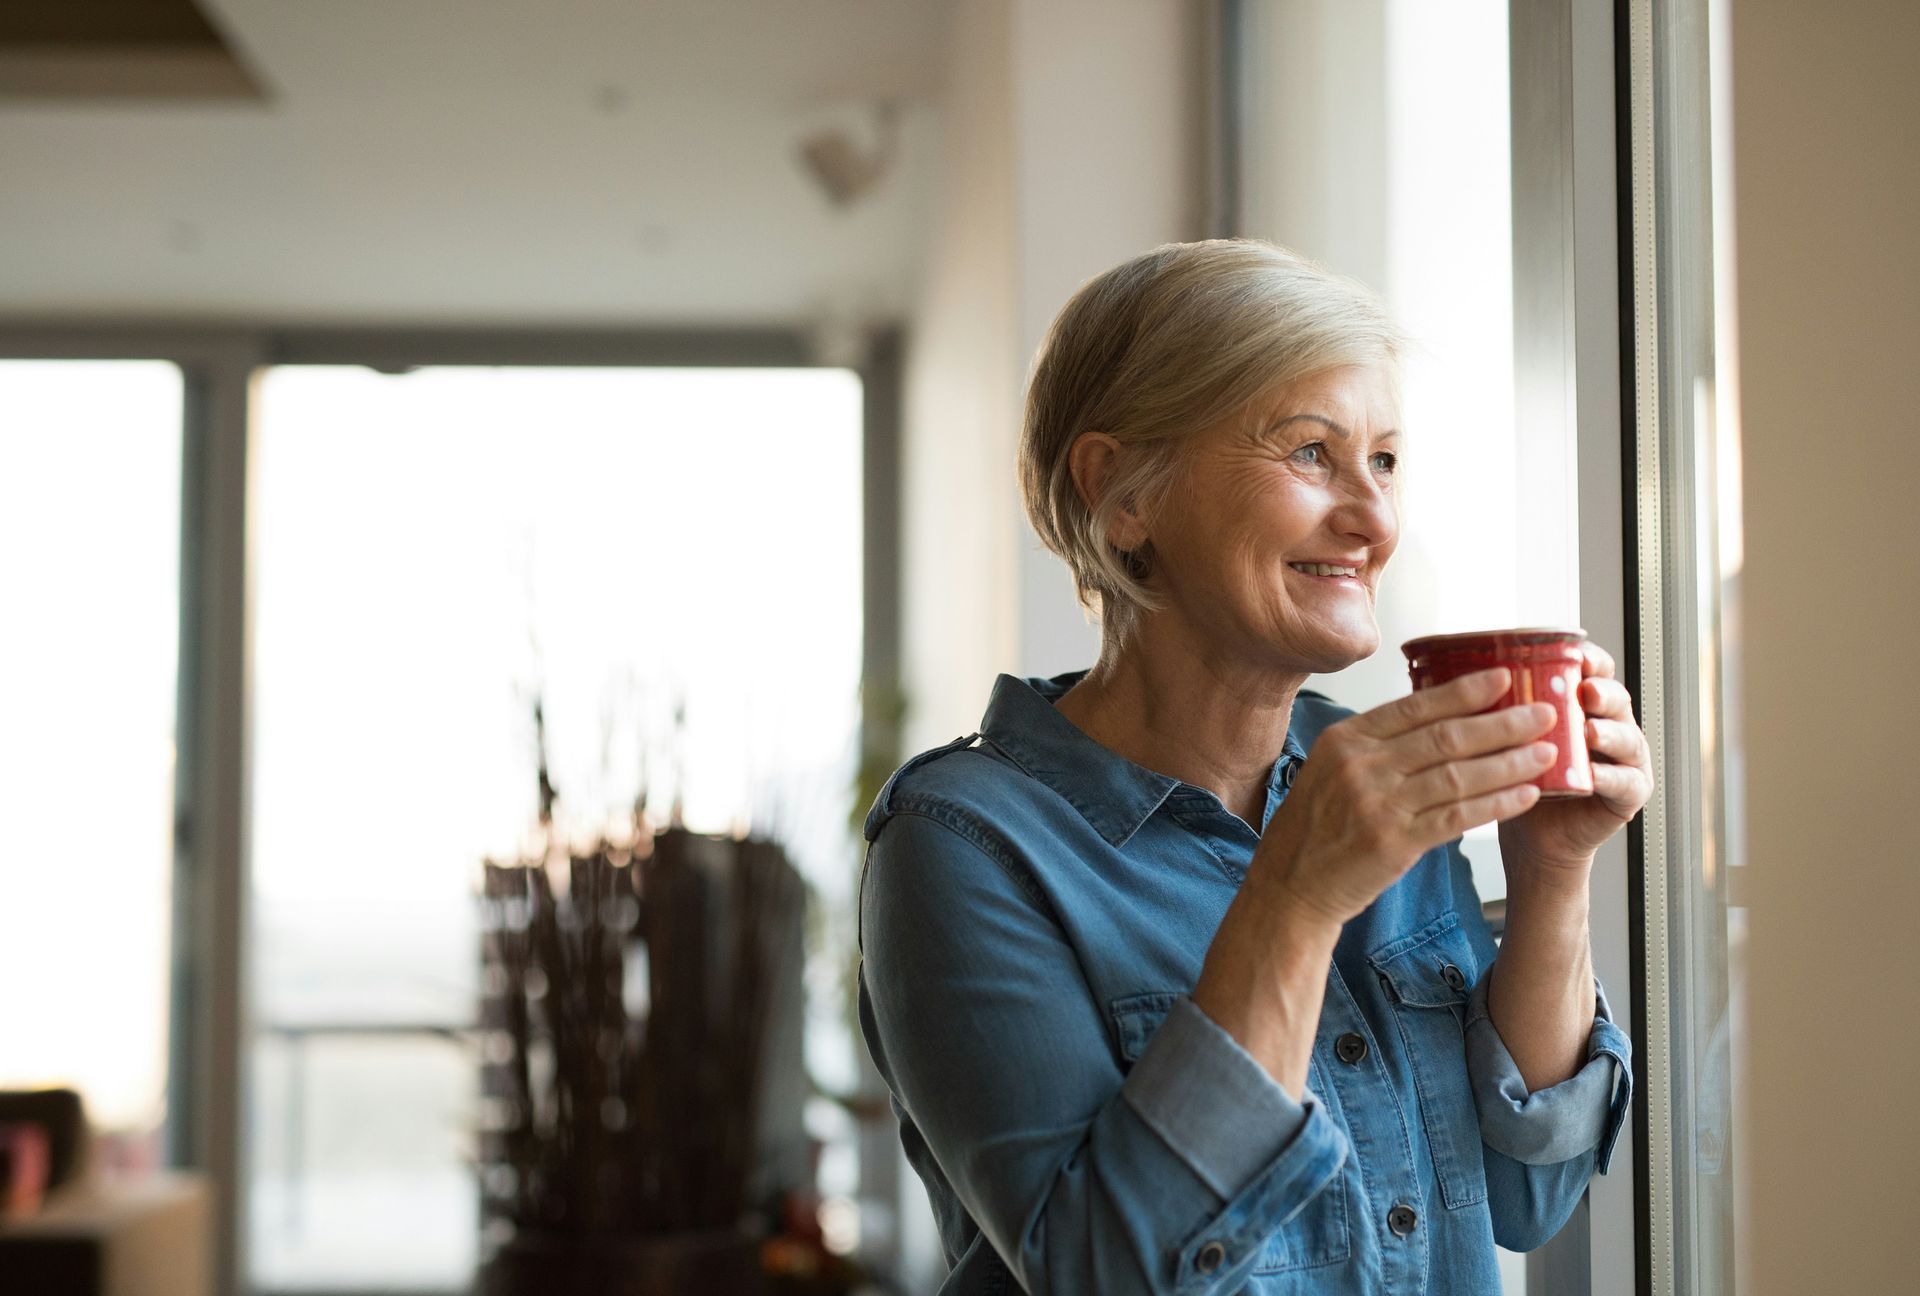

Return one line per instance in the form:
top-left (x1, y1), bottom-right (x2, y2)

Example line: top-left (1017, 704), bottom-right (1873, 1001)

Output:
top-left (477, 829), bottom-right (807, 1295)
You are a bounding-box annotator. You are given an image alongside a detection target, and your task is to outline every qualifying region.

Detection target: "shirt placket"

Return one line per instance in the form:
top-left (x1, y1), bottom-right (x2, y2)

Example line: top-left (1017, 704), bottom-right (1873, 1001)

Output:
top-left (1322, 958), bottom-right (1432, 1294)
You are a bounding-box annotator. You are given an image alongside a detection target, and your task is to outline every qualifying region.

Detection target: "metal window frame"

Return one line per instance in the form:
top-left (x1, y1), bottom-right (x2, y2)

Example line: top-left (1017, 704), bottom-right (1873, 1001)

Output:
top-left (1509, 2), bottom-right (1639, 1292)
top-left (1621, 0), bottom-right (1733, 1291)
top-left (1504, 2), bottom-right (1727, 1291)
top-left (0, 320), bottom-right (903, 1296)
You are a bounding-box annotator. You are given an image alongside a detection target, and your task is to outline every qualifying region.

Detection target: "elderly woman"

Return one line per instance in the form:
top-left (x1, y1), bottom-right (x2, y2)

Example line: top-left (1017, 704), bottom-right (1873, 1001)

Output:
top-left (857, 241), bottom-right (1649, 1294)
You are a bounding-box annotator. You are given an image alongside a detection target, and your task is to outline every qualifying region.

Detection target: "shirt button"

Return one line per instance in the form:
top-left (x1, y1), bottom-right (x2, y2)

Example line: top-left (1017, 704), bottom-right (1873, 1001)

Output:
top-left (1195, 1241), bottom-right (1227, 1273)
top-left (1441, 963), bottom-right (1467, 991)
top-left (1335, 1032), bottom-right (1369, 1064)
top-left (1388, 1203), bottom-right (1419, 1237)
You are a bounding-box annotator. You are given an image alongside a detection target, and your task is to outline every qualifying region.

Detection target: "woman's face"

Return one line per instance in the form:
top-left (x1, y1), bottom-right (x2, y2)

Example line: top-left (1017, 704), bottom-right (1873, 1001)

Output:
top-left (1144, 363), bottom-right (1402, 677)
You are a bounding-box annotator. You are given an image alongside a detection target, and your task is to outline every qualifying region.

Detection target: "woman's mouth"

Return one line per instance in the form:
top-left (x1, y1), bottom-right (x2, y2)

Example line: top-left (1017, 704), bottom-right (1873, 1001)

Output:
top-left (1287, 561), bottom-right (1363, 583)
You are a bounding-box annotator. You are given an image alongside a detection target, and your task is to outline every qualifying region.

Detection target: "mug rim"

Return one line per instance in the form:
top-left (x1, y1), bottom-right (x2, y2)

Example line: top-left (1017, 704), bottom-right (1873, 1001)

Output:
top-left (1400, 626), bottom-right (1588, 658)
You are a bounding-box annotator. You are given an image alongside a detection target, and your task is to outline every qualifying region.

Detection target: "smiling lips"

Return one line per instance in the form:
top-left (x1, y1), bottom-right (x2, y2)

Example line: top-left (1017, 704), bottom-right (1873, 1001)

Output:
top-left (1287, 561), bottom-right (1363, 581)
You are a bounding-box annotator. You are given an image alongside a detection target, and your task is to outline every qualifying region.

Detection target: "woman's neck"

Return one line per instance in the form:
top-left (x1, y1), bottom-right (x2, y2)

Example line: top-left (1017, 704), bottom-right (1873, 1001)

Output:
top-left (1053, 618), bottom-right (1306, 827)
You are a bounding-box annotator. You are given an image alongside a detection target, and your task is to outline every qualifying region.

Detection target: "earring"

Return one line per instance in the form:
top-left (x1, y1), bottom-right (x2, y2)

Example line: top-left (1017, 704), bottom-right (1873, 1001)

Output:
top-left (1121, 541), bottom-right (1154, 580)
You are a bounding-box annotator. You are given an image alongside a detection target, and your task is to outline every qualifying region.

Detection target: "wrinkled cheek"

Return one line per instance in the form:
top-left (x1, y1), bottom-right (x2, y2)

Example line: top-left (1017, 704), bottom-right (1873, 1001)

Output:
top-left (1222, 529), bottom-right (1277, 583)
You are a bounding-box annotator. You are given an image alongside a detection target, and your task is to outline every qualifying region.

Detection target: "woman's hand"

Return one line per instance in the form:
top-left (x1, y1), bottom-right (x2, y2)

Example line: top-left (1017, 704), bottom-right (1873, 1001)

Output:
top-left (1499, 640), bottom-right (1655, 878)
top-left (1251, 667), bottom-right (1559, 927)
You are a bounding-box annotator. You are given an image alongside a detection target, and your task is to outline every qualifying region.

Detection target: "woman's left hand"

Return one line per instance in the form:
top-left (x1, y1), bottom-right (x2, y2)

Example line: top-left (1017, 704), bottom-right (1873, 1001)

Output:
top-left (1498, 640), bottom-right (1655, 877)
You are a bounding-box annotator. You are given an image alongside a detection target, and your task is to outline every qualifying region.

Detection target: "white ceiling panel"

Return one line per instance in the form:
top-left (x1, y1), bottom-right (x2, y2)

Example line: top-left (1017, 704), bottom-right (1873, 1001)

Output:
top-left (0, 0), bottom-right (949, 325)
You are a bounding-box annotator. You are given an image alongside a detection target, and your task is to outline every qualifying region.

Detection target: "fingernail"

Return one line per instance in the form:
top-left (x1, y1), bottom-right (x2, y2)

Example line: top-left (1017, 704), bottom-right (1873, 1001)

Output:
top-left (1533, 742), bottom-right (1558, 762)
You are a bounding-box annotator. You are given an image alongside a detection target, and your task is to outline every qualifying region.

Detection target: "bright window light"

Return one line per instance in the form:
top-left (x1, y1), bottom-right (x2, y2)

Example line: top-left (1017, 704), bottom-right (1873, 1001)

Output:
top-left (247, 364), bottom-right (864, 1289)
top-left (0, 360), bottom-right (183, 1141)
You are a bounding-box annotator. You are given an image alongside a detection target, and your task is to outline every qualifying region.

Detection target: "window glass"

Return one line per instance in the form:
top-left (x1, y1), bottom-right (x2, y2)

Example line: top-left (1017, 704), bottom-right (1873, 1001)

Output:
top-left (0, 360), bottom-right (183, 1161)
top-left (247, 365), bottom-right (864, 1289)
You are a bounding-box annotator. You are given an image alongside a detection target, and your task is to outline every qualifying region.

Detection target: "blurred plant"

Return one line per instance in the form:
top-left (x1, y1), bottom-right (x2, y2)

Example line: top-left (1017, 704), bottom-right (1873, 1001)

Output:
top-left (848, 677), bottom-right (908, 838)
top-left (478, 832), bottom-right (808, 1295)
top-left (841, 676), bottom-right (909, 1045)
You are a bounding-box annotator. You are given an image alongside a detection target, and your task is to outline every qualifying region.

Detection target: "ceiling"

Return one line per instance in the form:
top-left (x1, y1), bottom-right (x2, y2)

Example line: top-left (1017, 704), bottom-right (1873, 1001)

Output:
top-left (0, 0), bottom-right (949, 327)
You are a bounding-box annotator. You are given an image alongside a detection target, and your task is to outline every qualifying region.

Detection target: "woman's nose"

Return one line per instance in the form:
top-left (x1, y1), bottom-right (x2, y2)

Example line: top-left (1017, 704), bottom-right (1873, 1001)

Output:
top-left (1333, 474), bottom-right (1398, 547)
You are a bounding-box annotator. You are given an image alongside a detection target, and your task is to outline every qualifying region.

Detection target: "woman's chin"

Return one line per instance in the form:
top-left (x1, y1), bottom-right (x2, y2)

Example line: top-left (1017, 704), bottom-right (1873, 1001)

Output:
top-left (1277, 622), bottom-right (1379, 675)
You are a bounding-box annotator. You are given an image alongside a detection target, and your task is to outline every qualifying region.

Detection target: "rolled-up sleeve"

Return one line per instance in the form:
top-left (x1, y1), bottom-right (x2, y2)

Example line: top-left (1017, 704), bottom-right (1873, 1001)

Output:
top-left (1464, 971), bottom-right (1633, 1172)
top-left (860, 806), bottom-right (1348, 1294)
top-left (1125, 999), bottom-right (1349, 1277)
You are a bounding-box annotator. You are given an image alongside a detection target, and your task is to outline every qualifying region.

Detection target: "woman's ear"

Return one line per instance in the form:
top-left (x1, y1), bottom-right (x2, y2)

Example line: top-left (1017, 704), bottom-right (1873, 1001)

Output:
top-left (1068, 431), bottom-right (1149, 551)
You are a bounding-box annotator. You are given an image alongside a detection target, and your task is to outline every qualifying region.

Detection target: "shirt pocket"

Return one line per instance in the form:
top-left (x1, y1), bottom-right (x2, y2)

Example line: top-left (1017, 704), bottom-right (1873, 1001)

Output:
top-left (1110, 993), bottom-right (1351, 1276)
top-left (1365, 911), bottom-right (1489, 1209)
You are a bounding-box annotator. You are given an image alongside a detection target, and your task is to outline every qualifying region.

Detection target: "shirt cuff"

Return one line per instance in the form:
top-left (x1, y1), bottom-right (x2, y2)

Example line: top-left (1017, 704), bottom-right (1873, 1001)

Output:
top-left (1118, 997), bottom-right (1310, 1196)
top-left (1120, 997), bottom-right (1349, 1289)
top-left (1464, 970), bottom-right (1634, 1173)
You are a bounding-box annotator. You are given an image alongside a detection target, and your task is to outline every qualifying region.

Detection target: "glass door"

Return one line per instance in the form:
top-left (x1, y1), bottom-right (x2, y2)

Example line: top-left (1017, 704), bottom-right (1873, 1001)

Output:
top-left (244, 363), bottom-right (866, 1291)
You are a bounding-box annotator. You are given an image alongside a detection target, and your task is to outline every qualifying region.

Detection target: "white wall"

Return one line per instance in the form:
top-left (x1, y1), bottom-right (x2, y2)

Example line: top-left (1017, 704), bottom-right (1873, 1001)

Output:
top-left (1009, 0), bottom-right (1204, 680)
top-left (899, 0), bottom-right (1203, 753)
top-left (899, 0), bottom-right (1022, 758)
top-left (1734, 1), bottom-right (1920, 1290)
top-left (1240, 0), bottom-right (1390, 292)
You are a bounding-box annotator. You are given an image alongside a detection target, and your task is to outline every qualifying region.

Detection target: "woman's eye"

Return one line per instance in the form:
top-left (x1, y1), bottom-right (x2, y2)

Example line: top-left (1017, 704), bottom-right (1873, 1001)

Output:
top-left (1292, 442), bottom-right (1324, 466)
top-left (1372, 451), bottom-right (1398, 474)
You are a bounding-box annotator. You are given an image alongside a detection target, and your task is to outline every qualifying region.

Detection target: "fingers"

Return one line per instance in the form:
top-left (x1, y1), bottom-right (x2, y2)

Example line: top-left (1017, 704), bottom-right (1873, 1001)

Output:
top-left (1581, 640), bottom-right (1618, 679)
top-left (1361, 667), bottom-right (1513, 739)
top-left (1403, 702), bottom-right (1557, 773)
top-left (1579, 674), bottom-right (1634, 720)
top-left (1590, 760), bottom-right (1654, 817)
top-left (1584, 715), bottom-right (1647, 764)
top-left (1403, 740), bottom-right (1557, 813)
top-left (1411, 780), bottom-right (1542, 843)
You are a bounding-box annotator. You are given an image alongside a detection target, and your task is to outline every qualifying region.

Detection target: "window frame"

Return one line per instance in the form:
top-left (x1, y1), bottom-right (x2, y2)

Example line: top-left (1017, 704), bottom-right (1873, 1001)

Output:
top-left (1508, 0), bottom-right (1638, 1290)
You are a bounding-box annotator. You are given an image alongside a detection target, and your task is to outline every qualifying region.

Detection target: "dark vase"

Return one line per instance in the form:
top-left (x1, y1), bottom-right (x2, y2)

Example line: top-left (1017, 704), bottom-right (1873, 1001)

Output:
top-left (478, 1230), bottom-right (766, 1296)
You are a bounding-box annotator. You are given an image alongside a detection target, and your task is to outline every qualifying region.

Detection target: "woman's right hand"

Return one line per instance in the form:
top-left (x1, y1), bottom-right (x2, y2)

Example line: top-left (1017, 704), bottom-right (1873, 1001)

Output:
top-left (1253, 667), bottom-right (1559, 928)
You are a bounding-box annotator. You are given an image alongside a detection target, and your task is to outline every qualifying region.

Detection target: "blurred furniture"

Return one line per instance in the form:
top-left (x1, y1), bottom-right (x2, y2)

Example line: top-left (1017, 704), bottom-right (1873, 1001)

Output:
top-left (0, 1173), bottom-right (211, 1296)
top-left (0, 1088), bottom-right (88, 1197)
top-left (0, 1089), bottom-right (211, 1296)
top-left (0, 1121), bottom-right (52, 1215)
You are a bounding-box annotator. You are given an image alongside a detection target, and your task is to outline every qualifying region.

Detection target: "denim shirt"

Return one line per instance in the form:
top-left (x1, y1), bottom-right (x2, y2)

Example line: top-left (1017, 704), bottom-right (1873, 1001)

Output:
top-left (857, 671), bottom-right (1632, 1295)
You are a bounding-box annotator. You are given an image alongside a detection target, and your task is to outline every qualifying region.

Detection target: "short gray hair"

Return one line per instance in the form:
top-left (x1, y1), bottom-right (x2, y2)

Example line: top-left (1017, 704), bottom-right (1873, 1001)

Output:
top-left (1018, 239), bottom-right (1404, 645)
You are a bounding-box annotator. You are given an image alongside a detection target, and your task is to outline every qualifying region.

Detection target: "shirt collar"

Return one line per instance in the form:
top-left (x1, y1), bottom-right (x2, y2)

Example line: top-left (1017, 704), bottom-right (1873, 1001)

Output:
top-left (979, 670), bottom-right (1312, 848)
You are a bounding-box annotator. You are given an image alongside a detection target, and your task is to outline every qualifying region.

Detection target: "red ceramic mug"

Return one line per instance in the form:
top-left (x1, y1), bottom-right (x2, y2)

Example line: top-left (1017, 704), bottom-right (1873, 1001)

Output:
top-left (1400, 627), bottom-right (1594, 799)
